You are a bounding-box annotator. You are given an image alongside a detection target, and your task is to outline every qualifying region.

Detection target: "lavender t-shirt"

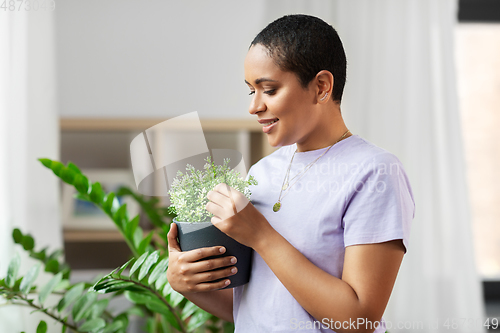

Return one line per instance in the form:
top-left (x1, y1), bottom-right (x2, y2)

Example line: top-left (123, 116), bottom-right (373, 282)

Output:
top-left (233, 135), bottom-right (415, 332)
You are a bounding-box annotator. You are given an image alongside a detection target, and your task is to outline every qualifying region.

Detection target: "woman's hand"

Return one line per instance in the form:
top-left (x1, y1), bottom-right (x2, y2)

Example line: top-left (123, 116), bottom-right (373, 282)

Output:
top-left (166, 223), bottom-right (238, 293)
top-left (205, 183), bottom-right (274, 249)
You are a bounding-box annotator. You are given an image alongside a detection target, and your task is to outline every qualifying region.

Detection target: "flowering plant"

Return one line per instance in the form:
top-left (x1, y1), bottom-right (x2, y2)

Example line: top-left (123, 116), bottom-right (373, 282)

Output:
top-left (168, 157), bottom-right (257, 222)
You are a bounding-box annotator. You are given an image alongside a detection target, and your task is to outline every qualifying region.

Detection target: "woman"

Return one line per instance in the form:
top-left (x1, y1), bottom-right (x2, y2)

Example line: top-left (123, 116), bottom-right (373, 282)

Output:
top-left (167, 14), bottom-right (414, 332)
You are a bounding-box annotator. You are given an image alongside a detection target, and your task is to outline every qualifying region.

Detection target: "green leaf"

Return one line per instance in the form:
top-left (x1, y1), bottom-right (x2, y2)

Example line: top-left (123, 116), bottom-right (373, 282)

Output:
top-left (154, 268), bottom-right (168, 290)
top-left (181, 300), bottom-right (199, 320)
top-left (22, 235), bottom-right (35, 251)
top-left (126, 215), bottom-right (140, 240)
top-left (129, 252), bottom-right (148, 277)
top-left (6, 253), bottom-right (21, 288)
top-left (163, 282), bottom-right (184, 307)
top-left (12, 228), bottom-right (23, 244)
top-left (138, 231), bottom-right (154, 255)
top-left (45, 259), bottom-right (60, 274)
top-left (72, 292), bottom-right (97, 322)
top-left (132, 228), bottom-right (143, 249)
top-left (60, 167), bottom-right (77, 185)
top-left (39, 272), bottom-right (63, 304)
top-left (138, 251), bottom-right (159, 280)
top-left (36, 320), bottom-right (48, 333)
top-left (20, 264), bottom-right (41, 294)
top-left (89, 182), bottom-right (105, 204)
top-left (79, 318), bottom-right (105, 332)
top-left (113, 204), bottom-right (128, 230)
top-left (48, 249), bottom-right (64, 261)
top-left (67, 162), bottom-right (82, 174)
top-left (57, 282), bottom-right (85, 312)
top-left (103, 193), bottom-right (119, 215)
top-left (38, 158), bottom-right (53, 169)
top-left (118, 258), bottom-right (134, 276)
top-left (101, 321), bottom-right (124, 333)
top-left (148, 258), bottom-right (168, 285)
top-left (88, 298), bottom-right (109, 319)
top-left (186, 309), bottom-right (212, 331)
top-left (50, 161), bottom-right (65, 177)
top-left (146, 301), bottom-right (181, 331)
top-left (30, 248), bottom-right (47, 261)
top-left (74, 174), bottom-right (90, 194)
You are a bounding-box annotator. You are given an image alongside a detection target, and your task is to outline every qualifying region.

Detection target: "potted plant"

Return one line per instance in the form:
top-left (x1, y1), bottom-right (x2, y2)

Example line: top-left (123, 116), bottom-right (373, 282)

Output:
top-left (168, 157), bottom-right (257, 288)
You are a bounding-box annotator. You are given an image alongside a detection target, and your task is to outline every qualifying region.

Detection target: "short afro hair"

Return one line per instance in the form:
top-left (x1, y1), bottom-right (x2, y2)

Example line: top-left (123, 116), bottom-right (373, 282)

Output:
top-left (250, 14), bottom-right (347, 103)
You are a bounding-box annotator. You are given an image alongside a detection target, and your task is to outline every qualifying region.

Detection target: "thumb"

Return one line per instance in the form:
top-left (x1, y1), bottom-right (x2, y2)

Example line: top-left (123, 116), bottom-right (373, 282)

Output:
top-left (167, 222), bottom-right (181, 253)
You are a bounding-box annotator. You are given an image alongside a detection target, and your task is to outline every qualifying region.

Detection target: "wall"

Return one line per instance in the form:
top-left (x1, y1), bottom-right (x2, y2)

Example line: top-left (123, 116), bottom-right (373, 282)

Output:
top-left (56, 0), bottom-right (267, 119)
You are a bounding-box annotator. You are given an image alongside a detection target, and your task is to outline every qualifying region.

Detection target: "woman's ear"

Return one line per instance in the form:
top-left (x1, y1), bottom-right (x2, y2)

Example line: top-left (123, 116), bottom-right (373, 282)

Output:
top-left (315, 70), bottom-right (334, 103)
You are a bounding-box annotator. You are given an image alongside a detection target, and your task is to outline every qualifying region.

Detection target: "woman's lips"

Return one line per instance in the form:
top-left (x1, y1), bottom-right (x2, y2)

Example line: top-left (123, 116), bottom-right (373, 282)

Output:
top-left (262, 119), bottom-right (279, 133)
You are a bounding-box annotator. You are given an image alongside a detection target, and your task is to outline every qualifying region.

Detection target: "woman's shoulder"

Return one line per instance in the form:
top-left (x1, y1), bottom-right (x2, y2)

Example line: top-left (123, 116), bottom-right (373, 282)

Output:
top-left (338, 135), bottom-right (404, 167)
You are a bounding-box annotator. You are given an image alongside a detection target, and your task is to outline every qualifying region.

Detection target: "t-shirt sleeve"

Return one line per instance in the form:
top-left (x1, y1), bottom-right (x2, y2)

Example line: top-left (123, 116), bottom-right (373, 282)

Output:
top-left (342, 152), bottom-right (415, 252)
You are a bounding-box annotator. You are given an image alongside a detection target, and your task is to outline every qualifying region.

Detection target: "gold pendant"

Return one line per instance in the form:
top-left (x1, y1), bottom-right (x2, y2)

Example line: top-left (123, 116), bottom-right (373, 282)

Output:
top-left (273, 202), bottom-right (281, 212)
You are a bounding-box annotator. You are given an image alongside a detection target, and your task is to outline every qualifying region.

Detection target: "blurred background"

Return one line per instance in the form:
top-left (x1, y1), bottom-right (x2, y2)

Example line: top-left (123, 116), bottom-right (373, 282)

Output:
top-left (1, 0), bottom-right (499, 332)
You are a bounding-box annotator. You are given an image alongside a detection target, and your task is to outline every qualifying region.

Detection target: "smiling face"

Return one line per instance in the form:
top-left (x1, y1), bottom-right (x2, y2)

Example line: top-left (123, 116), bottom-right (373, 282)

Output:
top-left (244, 44), bottom-right (323, 150)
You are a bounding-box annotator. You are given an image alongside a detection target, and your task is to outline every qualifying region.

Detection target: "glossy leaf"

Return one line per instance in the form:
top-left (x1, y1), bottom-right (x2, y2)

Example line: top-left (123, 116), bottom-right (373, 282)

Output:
top-left (72, 292), bottom-right (97, 322)
top-left (12, 228), bottom-right (23, 244)
top-left (126, 215), bottom-right (140, 240)
top-left (146, 301), bottom-right (181, 331)
top-left (132, 228), bottom-right (143, 249)
top-left (79, 318), bottom-right (105, 332)
top-left (20, 264), bottom-right (40, 294)
top-left (57, 283), bottom-right (84, 312)
top-left (129, 252), bottom-right (148, 277)
top-left (74, 174), bottom-right (90, 194)
top-left (89, 182), bottom-right (105, 204)
top-left (103, 193), bottom-right (119, 215)
top-left (48, 249), bottom-right (64, 261)
top-left (88, 298), bottom-right (109, 319)
top-left (36, 320), bottom-right (47, 333)
top-left (117, 258), bottom-right (134, 276)
top-left (22, 235), bottom-right (35, 251)
top-left (30, 248), bottom-right (47, 261)
top-left (148, 258), bottom-right (168, 285)
top-left (45, 259), bottom-right (60, 274)
top-left (60, 167), bottom-right (77, 185)
top-left (186, 309), bottom-right (212, 331)
top-left (101, 321), bottom-right (124, 333)
top-left (38, 158), bottom-right (52, 169)
top-left (154, 269), bottom-right (168, 290)
top-left (138, 231), bottom-right (154, 255)
top-left (50, 161), bottom-right (64, 177)
top-left (39, 272), bottom-right (63, 304)
top-left (6, 253), bottom-right (20, 288)
top-left (67, 162), bottom-right (82, 174)
top-left (113, 204), bottom-right (128, 230)
top-left (181, 300), bottom-right (198, 320)
top-left (138, 251), bottom-right (159, 280)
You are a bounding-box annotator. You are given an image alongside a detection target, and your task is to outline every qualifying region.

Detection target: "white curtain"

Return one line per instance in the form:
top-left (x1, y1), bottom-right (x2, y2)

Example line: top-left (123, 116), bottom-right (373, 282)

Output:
top-left (262, 1), bottom-right (485, 331)
top-left (0, 9), bottom-right (62, 333)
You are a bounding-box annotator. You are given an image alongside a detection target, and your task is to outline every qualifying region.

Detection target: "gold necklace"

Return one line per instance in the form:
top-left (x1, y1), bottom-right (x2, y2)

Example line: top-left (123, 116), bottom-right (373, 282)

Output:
top-left (273, 130), bottom-right (351, 212)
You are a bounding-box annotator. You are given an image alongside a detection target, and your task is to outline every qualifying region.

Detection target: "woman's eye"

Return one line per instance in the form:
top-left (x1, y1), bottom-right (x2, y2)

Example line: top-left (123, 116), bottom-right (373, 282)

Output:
top-left (248, 91), bottom-right (255, 95)
top-left (264, 89), bottom-right (276, 95)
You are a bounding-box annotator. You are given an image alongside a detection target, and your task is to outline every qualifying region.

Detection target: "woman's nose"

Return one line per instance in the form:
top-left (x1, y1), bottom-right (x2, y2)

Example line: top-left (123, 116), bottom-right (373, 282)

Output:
top-left (248, 94), bottom-right (266, 115)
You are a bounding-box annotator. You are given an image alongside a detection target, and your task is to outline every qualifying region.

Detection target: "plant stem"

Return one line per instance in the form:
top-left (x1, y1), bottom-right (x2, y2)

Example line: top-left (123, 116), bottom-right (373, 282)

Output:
top-left (114, 276), bottom-right (186, 333)
top-left (8, 296), bottom-right (82, 333)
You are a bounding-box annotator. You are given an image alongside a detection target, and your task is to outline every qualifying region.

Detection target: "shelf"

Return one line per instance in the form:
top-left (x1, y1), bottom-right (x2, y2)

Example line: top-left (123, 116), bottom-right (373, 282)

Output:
top-left (63, 229), bottom-right (125, 242)
top-left (60, 118), bottom-right (263, 132)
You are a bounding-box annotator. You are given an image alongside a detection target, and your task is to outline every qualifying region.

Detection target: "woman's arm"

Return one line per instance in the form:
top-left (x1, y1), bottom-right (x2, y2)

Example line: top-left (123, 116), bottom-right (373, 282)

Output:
top-left (166, 223), bottom-right (235, 322)
top-left (256, 228), bottom-right (404, 332)
top-left (206, 184), bottom-right (405, 333)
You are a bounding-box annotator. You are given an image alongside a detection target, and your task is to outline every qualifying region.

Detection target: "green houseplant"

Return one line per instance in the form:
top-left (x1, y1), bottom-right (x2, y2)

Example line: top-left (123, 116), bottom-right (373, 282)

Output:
top-left (0, 158), bottom-right (236, 333)
top-left (169, 157), bottom-right (257, 289)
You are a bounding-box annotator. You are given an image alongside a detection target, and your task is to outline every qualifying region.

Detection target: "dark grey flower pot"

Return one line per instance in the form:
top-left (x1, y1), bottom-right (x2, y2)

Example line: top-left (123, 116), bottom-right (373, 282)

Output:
top-left (174, 219), bottom-right (252, 289)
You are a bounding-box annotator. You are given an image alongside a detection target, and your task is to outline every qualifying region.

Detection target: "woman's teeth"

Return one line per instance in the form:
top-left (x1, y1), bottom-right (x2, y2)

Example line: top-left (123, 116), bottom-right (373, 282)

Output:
top-left (263, 119), bottom-right (278, 126)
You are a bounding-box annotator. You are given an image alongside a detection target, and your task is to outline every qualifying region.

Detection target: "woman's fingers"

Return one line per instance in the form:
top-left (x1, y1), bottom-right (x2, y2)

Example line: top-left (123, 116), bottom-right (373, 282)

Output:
top-left (179, 246), bottom-right (226, 263)
top-left (167, 223), bottom-right (181, 252)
